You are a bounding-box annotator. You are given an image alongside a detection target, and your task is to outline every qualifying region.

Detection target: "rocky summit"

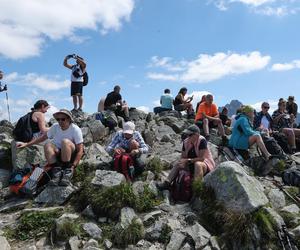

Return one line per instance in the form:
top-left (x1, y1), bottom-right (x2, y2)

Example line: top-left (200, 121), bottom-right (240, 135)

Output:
top-left (0, 109), bottom-right (300, 249)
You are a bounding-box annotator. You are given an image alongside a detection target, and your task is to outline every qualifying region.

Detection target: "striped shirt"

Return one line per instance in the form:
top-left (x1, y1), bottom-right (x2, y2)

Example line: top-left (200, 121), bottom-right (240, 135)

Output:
top-left (106, 131), bottom-right (149, 155)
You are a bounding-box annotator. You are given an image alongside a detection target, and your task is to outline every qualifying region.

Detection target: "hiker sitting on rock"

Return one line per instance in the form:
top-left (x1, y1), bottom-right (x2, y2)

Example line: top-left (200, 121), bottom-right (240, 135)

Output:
top-left (106, 121), bottom-right (149, 177)
top-left (173, 87), bottom-right (194, 118)
top-left (156, 125), bottom-right (215, 190)
top-left (272, 99), bottom-right (300, 153)
top-left (104, 85), bottom-right (130, 122)
top-left (229, 105), bottom-right (272, 161)
top-left (287, 96), bottom-right (298, 118)
top-left (154, 89), bottom-right (173, 114)
top-left (253, 102), bottom-right (273, 136)
top-left (17, 109), bottom-right (83, 186)
top-left (195, 94), bottom-right (228, 144)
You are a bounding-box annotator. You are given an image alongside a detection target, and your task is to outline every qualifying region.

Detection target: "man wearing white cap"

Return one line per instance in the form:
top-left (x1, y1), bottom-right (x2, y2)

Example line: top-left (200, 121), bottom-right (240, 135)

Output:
top-left (17, 109), bottom-right (84, 186)
top-left (106, 121), bottom-right (149, 175)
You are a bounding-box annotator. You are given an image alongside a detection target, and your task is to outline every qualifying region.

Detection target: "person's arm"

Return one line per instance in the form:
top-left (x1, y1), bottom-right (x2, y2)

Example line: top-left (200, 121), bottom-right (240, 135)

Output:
top-left (36, 112), bottom-right (49, 133)
top-left (72, 143), bottom-right (84, 168)
top-left (77, 58), bottom-right (86, 71)
top-left (272, 112), bottom-right (285, 124)
top-left (137, 133), bottom-right (149, 154)
top-left (105, 132), bottom-right (121, 155)
top-left (63, 56), bottom-right (73, 69)
top-left (17, 133), bottom-right (48, 148)
top-left (241, 117), bottom-right (259, 136)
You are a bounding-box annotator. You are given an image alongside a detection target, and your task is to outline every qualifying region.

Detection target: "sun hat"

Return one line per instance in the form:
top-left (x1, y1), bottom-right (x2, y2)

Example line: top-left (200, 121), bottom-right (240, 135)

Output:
top-left (182, 125), bottom-right (200, 136)
top-left (241, 105), bottom-right (254, 114)
top-left (123, 121), bottom-right (135, 134)
top-left (53, 109), bottom-right (74, 122)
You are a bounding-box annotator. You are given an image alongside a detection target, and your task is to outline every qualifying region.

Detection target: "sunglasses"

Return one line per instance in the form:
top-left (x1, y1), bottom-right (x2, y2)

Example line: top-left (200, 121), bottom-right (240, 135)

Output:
top-left (56, 118), bottom-right (66, 122)
top-left (263, 106), bottom-right (270, 109)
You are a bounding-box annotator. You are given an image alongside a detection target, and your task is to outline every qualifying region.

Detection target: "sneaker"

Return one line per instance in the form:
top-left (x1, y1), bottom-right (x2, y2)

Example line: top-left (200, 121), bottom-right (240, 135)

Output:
top-left (71, 108), bottom-right (77, 112)
top-left (156, 181), bottom-right (170, 191)
top-left (48, 167), bottom-right (62, 186)
top-left (59, 168), bottom-right (73, 186)
top-left (77, 108), bottom-right (82, 112)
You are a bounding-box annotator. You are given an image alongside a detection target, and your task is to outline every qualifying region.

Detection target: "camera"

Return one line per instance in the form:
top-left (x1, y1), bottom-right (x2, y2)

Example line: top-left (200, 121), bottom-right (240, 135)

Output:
top-left (67, 54), bottom-right (78, 60)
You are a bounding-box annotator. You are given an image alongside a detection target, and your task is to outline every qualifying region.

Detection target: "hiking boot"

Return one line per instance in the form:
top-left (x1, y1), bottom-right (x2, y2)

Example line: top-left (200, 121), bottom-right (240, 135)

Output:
top-left (48, 167), bottom-right (62, 186)
top-left (77, 108), bottom-right (82, 112)
top-left (71, 108), bottom-right (77, 112)
top-left (59, 168), bottom-right (73, 186)
top-left (156, 181), bottom-right (170, 191)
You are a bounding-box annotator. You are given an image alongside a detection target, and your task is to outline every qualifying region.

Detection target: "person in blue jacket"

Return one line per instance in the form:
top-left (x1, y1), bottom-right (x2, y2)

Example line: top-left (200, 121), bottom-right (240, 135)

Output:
top-left (229, 105), bottom-right (272, 161)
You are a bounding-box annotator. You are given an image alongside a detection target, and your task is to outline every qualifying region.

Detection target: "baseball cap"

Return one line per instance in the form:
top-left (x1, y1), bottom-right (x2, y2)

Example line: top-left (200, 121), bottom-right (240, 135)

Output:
top-left (182, 125), bottom-right (200, 136)
top-left (123, 121), bottom-right (135, 134)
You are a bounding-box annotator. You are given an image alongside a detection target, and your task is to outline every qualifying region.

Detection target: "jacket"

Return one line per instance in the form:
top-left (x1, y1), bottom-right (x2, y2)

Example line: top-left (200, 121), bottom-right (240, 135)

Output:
top-left (253, 111), bottom-right (273, 130)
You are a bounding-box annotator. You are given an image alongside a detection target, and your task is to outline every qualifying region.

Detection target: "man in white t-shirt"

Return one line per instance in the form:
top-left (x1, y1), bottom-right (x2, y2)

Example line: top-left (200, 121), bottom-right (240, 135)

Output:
top-left (18, 109), bottom-right (84, 186)
top-left (254, 102), bottom-right (273, 135)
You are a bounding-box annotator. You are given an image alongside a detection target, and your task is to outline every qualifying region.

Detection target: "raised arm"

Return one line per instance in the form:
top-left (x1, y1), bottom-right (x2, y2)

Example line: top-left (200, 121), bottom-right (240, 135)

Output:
top-left (63, 55), bottom-right (73, 69)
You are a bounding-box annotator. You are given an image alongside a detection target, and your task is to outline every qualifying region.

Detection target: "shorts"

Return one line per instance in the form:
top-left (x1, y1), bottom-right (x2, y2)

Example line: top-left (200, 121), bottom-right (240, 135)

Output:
top-left (71, 82), bottom-right (83, 96)
top-left (174, 104), bottom-right (185, 111)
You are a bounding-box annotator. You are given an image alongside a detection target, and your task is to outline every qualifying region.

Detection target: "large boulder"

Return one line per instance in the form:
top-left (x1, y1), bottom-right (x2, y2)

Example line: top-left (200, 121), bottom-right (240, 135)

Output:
top-left (120, 207), bottom-right (142, 229)
top-left (82, 222), bottom-right (102, 240)
top-left (34, 185), bottom-right (75, 205)
top-left (86, 120), bottom-right (107, 142)
top-left (91, 170), bottom-right (126, 188)
top-left (11, 141), bottom-right (46, 169)
top-left (166, 231), bottom-right (186, 250)
top-left (129, 109), bottom-right (147, 121)
top-left (158, 116), bottom-right (187, 134)
top-left (154, 125), bottom-right (176, 141)
top-left (183, 222), bottom-right (211, 249)
top-left (0, 236), bottom-right (11, 250)
top-left (204, 161), bottom-right (269, 213)
top-left (83, 143), bottom-right (111, 168)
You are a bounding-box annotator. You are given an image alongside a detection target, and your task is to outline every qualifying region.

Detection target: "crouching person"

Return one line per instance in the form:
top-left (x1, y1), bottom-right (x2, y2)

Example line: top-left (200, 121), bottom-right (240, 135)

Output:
top-left (106, 121), bottom-right (149, 180)
top-left (156, 125), bottom-right (215, 190)
top-left (17, 109), bottom-right (83, 186)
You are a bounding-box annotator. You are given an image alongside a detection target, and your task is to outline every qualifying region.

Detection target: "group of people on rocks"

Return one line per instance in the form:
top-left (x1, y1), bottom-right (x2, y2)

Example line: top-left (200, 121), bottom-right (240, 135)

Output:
top-left (6, 57), bottom-right (300, 202)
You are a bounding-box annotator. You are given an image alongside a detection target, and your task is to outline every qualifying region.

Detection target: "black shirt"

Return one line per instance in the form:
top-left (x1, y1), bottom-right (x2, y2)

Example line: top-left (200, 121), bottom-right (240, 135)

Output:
top-left (182, 139), bottom-right (208, 159)
top-left (220, 114), bottom-right (229, 126)
top-left (104, 91), bottom-right (122, 107)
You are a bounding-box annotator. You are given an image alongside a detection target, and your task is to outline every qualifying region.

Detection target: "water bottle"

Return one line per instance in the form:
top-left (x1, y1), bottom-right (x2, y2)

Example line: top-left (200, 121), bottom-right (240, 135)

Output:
top-left (129, 166), bottom-right (135, 179)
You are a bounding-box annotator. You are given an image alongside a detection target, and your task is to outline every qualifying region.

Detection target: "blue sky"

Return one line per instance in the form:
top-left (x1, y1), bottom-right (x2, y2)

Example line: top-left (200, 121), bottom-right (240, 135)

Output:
top-left (1, 0), bottom-right (300, 121)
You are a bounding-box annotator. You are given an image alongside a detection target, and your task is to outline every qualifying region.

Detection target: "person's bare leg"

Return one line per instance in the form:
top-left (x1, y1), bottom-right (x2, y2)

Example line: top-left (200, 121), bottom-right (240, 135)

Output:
top-left (60, 139), bottom-right (76, 162)
top-left (78, 95), bottom-right (83, 110)
top-left (72, 95), bottom-right (78, 110)
top-left (193, 161), bottom-right (207, 180)
top-left (249, 135), bottom-right (271, 159)
top-left (282, 128), bottom-right (296, 148)
top-left (214, 118), bottom-right (225, 137)
top-left (44, 142), bottom-right (58, 165)
top-left (203, 118), bottom-right (209, 136)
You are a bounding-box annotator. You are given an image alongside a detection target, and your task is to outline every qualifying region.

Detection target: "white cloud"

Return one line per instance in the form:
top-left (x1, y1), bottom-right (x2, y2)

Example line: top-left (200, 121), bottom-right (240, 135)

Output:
top-left (148, 51), bottom-right (270, 83)
top-left (153, 99), bottom-right (160, 106)
top-left (271, 60), bottom-right (300, 71)
top-left (136, 106), bottom-right (150, 113)
top-left (5, 72), bottom-right (69, 91)
top-left (231, 0), bottom-right (274, 7)
top-left (0, 0), bottom-right (135, 59)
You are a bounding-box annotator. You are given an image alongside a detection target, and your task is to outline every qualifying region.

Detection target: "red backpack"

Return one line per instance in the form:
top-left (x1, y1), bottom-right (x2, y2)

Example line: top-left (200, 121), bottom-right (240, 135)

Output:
top-left (114, 154), bottom-right (134, 181)
top-left (171, 169), bottom-right (193, 202)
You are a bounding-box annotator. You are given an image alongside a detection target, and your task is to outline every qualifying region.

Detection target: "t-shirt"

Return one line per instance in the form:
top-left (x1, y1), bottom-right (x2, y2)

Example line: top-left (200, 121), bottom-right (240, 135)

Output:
top-left (260, 115), bottom-right (270, 130)
top-left (71, 65), bottom-right (84, 82)
top-left (182, 139), bottom-right (208, 159)
top-left (195, 102), bottom-right (219, 121)
top-left (104, 91), bottom-right (122, 107)
top-left (47, 123), bottom-right (83, 149)
top-left (160, 94), bottom-right (173, 109)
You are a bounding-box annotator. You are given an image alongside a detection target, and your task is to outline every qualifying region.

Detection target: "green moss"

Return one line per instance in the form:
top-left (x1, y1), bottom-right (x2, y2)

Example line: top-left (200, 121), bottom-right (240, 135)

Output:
top-left (72, 176), bottom-right (95, 211)
top-left (158, 224), bottom-right (172, 244)
top-left (4, 210), bottom-right (62, 241)
top-left (192, 179), bottom-right (204, 197)
top-left (112, 218), bottom-right (144, 247)
top-left (146, 157), bottom-right (167, 179)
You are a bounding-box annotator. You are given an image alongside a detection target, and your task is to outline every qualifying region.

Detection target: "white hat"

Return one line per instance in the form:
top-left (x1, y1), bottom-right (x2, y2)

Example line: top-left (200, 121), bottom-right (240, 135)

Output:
top-left (123, 121), bottom-right (135, 134)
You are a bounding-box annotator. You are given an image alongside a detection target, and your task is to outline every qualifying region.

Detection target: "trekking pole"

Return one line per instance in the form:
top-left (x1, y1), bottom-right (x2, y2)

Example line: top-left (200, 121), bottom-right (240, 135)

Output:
top-left (282, 225), bottom-right (293, 250)
top-left (277, 230), bottom-right (286, 250)
top-left (272, 180), bottom-right (300, 205)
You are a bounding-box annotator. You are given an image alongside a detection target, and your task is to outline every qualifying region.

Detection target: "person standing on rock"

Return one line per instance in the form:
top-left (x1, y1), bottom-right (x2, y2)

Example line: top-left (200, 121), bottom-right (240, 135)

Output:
top-left (156, 125), bottom-right (215, 190)
top-left (63, 54), bottom-right (86, 112)
top-left (106, 121), bottom-right (149, 177)
top-left (17, 109), bottom-right (83, 186)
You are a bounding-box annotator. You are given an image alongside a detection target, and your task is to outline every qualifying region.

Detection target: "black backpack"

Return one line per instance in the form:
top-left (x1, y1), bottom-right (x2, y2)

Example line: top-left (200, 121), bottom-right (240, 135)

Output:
top-left (283, 167), bottom-right (300, 187)
top-left (273, 132), bottom-right (291, 154)
top-left (13, 112), bottom-right (33, 142)
top-left (82, 72), bottom-right (88, 86)
top-left (262, 136), bottom-right (284, 156)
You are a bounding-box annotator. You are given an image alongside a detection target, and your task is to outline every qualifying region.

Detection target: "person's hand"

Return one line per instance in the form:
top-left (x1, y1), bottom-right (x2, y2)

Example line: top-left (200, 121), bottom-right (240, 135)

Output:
top-left (290, 113), bottom-right (295, 121)
top-left (66, 54), bottom-right (73, 59)
top-left (114, 148), bottom-right (125, 155)
top-left (202, 112), bottom-right (206, 118)
top-left (16, 142), bottom-right (27, 149)
top-left (130, 149), bottom-right (140, 156)
top-left (178, 158), bottom-right (188, 166)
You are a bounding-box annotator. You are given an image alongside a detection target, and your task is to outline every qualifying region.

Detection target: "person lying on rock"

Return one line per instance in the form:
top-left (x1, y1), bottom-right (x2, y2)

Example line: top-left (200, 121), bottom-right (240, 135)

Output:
top-left (106, 121), bottom-right (149, 177)
top-left (229, 105), bottom-right (272, 161)
top-left (195, 94), bottom-right (228, 145)
top-left (17, 109), bottom-right (83, 186)
top-left (156, 125), bottom-right (215, 190)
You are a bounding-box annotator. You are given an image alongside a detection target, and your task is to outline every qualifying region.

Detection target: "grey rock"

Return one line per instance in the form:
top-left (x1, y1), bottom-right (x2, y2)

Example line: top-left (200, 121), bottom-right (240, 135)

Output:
top-left (263, 207), bottom-right (285, 230)
top-left (166, 231), bottom-right (185, 250)
top-left (0, 198), bottom-right (29, 213)
top-left (202, 246), bottom-right (212, 250)
top-left (81, 127), bottom-right (93, 144)
top-left (183, 222), bottom-right (211, 249)
top-left (210, 236), bottom-right (221, 250)
top-left (0, 120), bottom-right (13, 128)
top-left (166, 218), bottom-right (181, 231)
top-left (11, 141), bottom-right (46, 169)
top-left (291, 224), bottom-right (300, 238)
top-left (281, 204), bottom-right (300, 214)
top-left (143, 210), bottom-right (162, 226)
top-left (0, 169), bottom-right (10, 189)
top-left (82, 205), bottom-right (96, 219)
top-left (120, 207), bottom-right (141, 229)
top-left (146, 171), bottom-right (155, 182)
top-left (83, 239), bottom-right (99, 248)
top-left (145, 220), bottom-right (166, 241)
top-left (204, 161), bottom-right (269, 213)
top-left (148, 180), bottom-right (158, 196)
top-left (135, 120), bottom-right (146, 133)
top-left (158, 116), bottom-right (187, 133)
top-left (83, 143), bottom-right (111, 168)
top-left (104, 239), bottom-right (112, 249)
top-left (34, 185), bottom-right (75, 205)
top-left (158, 110), bottom-right (181, 118)
top-left (207, 142), bottom-right (219, 165)
top-left (185, 212), bottom-right (198, 225)
top-left (132, 181), bottom-right (145, 196)
top-left (143, 129), bottom-right (156, 147)
top-left (22, 206), bottom-right (64, 214)
top-left (154, 125), bottom-right (176, 141)
top-left (0, 236), bottom-right (11, 250)
top-left (180, 243), bottom-right (192, 250)
top-left (69, 236), bottom-right (81, 250)
top-left (92, 170), bottom-right (126, 188)
top-left (35, 237), bottom-right (47, 249)
top-left (161, 134), bottom-right (172, 143)
top-left (267, 189), bottom-right (286, 210)
top-left (129, 109), bottom-right (147, 121)
top-left (146, 112), bottom-right (155, 123)
top-left (87, 120), bottom-right (107, 142)
top-left (82, 223), bottom-right (102, 240)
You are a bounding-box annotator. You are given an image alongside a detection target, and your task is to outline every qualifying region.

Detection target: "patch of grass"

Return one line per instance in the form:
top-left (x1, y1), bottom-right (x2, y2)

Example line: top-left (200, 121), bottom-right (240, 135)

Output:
top-left (146, 157), bottom-right (167, 179)
top-left (192, 178), bottom-right (204, 197)
top-left (279, 211), bottom-right (300, 228)
top-left (113, 218), bottom-right (144, 247)
top-left (136, 185), bottom-right (161, 212)
top-left (5, 210), bottom-right (62, 241)
top-left (158, 224), bottom-right (172, 244)
top-left (55, 219), bottom-right (83, 241)
top-left (72, 162), bottom-right (93, 183)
